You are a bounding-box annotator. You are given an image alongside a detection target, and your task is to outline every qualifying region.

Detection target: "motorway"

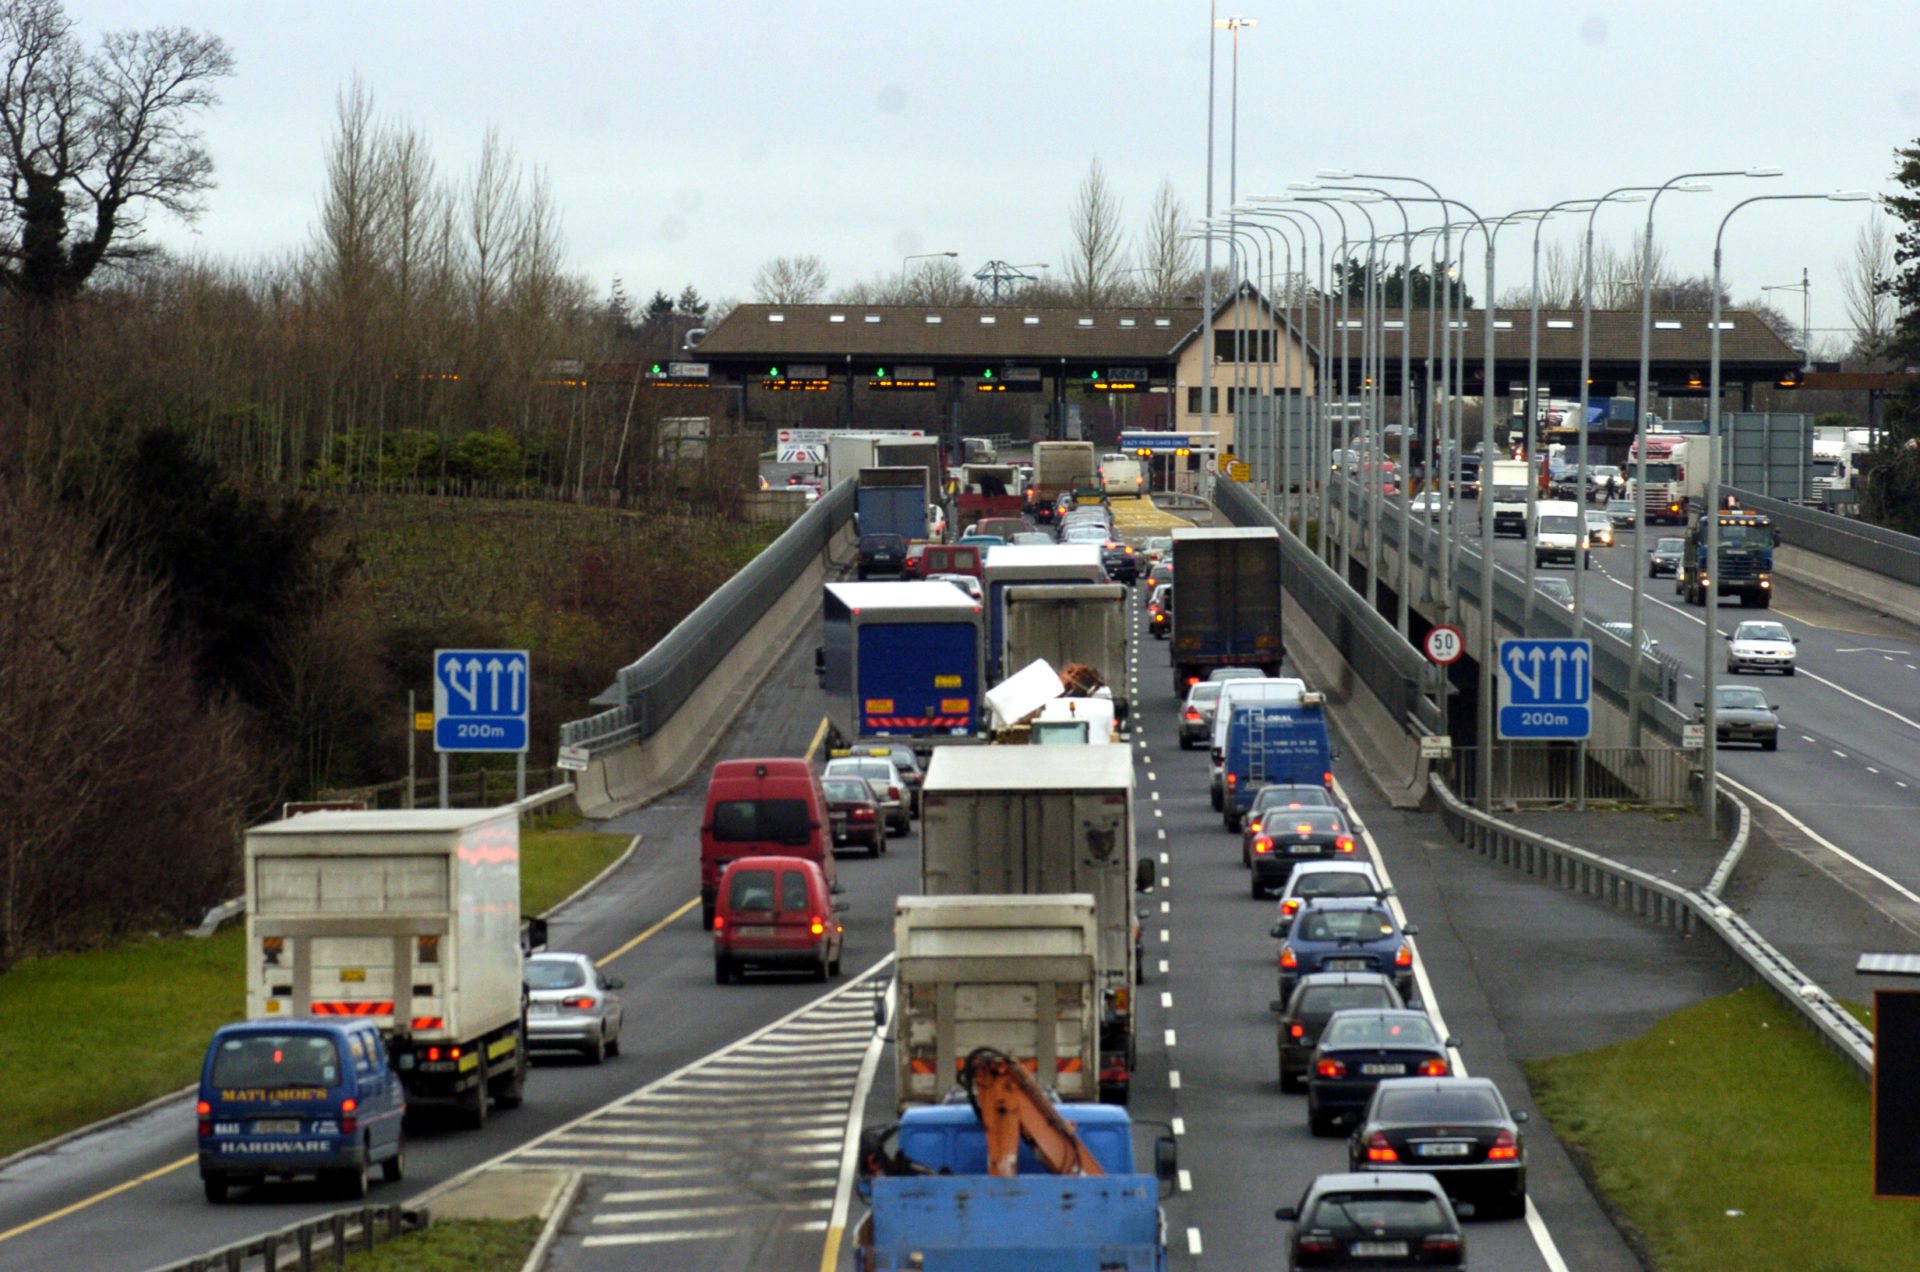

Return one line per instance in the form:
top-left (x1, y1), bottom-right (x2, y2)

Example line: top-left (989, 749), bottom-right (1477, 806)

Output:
top-left (1449, 511), bottom-right (1920, 953)
top-left (0, 501), bottom-right (1745, 1272)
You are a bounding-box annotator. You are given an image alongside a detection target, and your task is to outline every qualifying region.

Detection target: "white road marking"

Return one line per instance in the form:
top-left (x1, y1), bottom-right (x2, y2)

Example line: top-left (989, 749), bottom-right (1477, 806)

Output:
top-left (1165, 1028), bottom-right (1178, 1046)
top-left (1161, 991), bottom-right (1174, 1008)
top-left (1169, 1069), bottom-right (1181, 1089)
top-left (1158, 959), bottom-right (1169, 974)
top-left (1178, 1169), bottom-right (1193, 1193)
top-left (1187, 1227), bottom-right (1204, 1255)
top-left (1161, 876), bottom-right (1171, 888)
top-left (1160, 900), bottom-right (1170, 913)
top-left (1719, 774), bottom-right (1920, 908)
top-left (1160, 929), bottom-right (1170, 943)
top-left (1154, 808), bottom-right (1163, 818)
top-left (1151, 791), bottom-right (1160, 801)
top-left (1868, 767), bottom-right (1881, 775)
top-left (1834, 750), bottom-right (1848, 758)
top-left (1171, 1117), bottom-right (1186, 1136)
top-left (1148, 770), bottom-right (1158, 782)
top-left (592, 1199), bottom-right (833, 1223)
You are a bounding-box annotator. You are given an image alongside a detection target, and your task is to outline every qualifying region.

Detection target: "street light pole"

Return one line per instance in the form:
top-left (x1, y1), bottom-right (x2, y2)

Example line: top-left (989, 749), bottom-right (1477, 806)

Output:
top-left (1702, 190), bottom-right (1870, 836)
top-left (1200, 2), bottom-right (1218, 462)
top-left (1762, 270), bottom-right (1814, 371)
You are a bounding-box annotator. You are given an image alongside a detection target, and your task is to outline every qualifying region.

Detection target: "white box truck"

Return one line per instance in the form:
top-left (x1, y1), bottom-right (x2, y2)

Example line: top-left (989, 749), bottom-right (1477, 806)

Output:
top-left (244, 809), bottom-right (532, 1126)
top-left (1488, 459), bottom-right (1533, 537)
top-left (894, 894), bottom-right (1100, 1110)
top-left (1002, 583), bottom-right (1130, 720)
top-left (919, 746), bottom-right (1144, 1102)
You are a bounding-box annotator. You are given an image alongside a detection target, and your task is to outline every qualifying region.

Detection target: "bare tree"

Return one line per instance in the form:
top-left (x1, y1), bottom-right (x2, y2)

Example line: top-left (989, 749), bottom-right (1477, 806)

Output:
top-left (1135, 178), bottom-right (1195, 306)
top-left (1842, 216), bottom-right (1896, 361)
top-left (751, 254), bottom-right (828, 304)
top-left (0, 0), bottom-right (234, 299)
top-left (899, 257), bottom-right (975, 305)
top-left (1064, 157), bottom-right (1126, 306)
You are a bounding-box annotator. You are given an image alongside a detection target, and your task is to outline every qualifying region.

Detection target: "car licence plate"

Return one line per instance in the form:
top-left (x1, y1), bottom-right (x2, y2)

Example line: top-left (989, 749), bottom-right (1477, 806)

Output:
top-left (738, 925), bottom-right (775, 937)
top-left (1351, 1241), bottom-right (1408, 1257)
top-left (530, 1002), bottom-right (556, 1016)
top-left (1328, 958), bottom-right (1369, 971)
top-left (1288, 843), bottom-right (1320, 854)
top-left (1419, 1142), bottom-right (1472, 1157)
top-left (253, 1119), bottom-right (301, 1134)
top-left (1360, 1063), bottom-right (1405, 1076)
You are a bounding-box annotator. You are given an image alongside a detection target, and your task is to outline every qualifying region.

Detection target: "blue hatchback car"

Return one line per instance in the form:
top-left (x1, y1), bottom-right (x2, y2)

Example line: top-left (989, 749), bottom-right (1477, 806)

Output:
top-left (1277, 898), bottom-right (1419, 1004)
top-left (197, 1020), bottom-right (407, 1203)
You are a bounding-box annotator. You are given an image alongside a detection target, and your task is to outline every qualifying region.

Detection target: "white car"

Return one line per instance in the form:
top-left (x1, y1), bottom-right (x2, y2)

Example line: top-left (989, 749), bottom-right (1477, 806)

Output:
top-left (1270, 861), bottom-right (1390, 935)
top-left (927, 505), bottom-right (947, 540)
top-left (928, 571), bottom-right (981, 602)
top-left (1726, 620), bottom-right (1797, 676)
top-left (1408, 491), bottom-right (1443, 518)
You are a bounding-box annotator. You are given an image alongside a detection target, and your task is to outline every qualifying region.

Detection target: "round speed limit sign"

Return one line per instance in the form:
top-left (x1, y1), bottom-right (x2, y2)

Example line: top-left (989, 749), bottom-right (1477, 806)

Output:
top-left (1424, 625), bottom-right (1464, 665)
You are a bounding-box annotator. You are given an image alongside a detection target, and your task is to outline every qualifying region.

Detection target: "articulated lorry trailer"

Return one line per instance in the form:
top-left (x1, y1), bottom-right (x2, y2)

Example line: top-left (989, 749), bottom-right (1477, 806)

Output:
top-left (857, 467), bottom-right (931, 542)
top-left (920, 746), bottom-right (1143, 1103)
top-left (1168, 526), bottom-right (1284, 692)
top-left (244, 809), bottom-right (533, 1127)
top-left (893, 894), bottom-right (1100, 1110)
top-left (823, 582), bottom-right (986, 746)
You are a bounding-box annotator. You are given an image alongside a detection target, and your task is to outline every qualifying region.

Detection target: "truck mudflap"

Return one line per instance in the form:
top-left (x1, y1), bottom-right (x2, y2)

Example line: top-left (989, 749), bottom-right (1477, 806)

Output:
top-left (391, 1019), bottom-right (523, 1109)
top-left (860, 1176), bottom-right (1166, 1272)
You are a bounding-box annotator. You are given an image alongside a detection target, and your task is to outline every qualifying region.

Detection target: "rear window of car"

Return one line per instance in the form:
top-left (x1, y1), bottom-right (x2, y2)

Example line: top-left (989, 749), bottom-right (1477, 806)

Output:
top-left (1323, 1015), bottom-right (1439, 1049)
top-left (1376, 1088), bottom-right (1504, 1123)
top-left (829, 760), bottom-right (892, 784)
top-left (1270, 811), bottom-right (1344, 835)
top-left (526, 958), bottom-right (588, 990)
top-left (780, 870), bottom-right (809, 913)
top-left (1298, 985), bottom-right (1395, 1014)
top-left (727, 869), bottom-right (777, 911)
top-left (712, 798), bottom-right (813, 845)
top-left (211, 1033), bottom-right (343, 1089)
top-left (1298, 874), bottom-right (1377, 900)
top-left (822, 778), bottom-right (869, 802)
top-left (1188, 683), bottom-right (1222, 704)
top-left (1297, 909), bottom-right (1396, 942)
top-left (1310, 1193), bottom-right (1449, 1231)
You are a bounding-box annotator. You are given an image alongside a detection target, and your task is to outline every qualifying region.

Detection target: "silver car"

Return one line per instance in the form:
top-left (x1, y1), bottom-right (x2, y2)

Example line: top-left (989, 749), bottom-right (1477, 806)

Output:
top-left (1726, 620), bottom-right (1797, 676)
top-left (525, 952), bottom-right (624, 1063)
top-left (1180, 681), bottom-right (1224, 749)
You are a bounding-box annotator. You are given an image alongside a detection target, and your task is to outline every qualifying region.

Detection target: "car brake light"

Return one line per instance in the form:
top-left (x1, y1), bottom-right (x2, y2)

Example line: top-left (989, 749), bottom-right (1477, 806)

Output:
top-left (1227, 773), bottom-right (1237, 788)
top-left (713, 914), bottom-right (724, 930)
top-left (1323, 771), bottom-right (1333, 788)
top-left (1253, 837), bottom-right (1272, 854)
top-left (810, 917), bottom-right (826, 936)
top-left (1336, 836), bottom-right (1355, 854)
top-left (1365, 1132), bottom-right (1399, 1162)
top-left (427, 1046), bottom-right (440, 1061)
top-left (197, 1100), bottom-right (212, 1136)
top-left (1395, 945), bottom-right (1413, 968)
top-left (1297, 1234), bottom-right (1338, 1254)
top-left (1422, 1234), bottom-right (1464, 1255)
top-left (1315, 1057), bottom-right (1347, 1078)
top-left (1279, 946), bottom-right (1297, 969)
top-left (1419, 1057), bottom-right (1450, 1077)
top-left (1186, 677), bottom-right (1199, 687)
top-left (1289, 1022), bottom-right (1304, 1039)
top-left (340, 1097), bottom-right (357, 1135)
top-left (1488, 1129), bottom-right (1519, 1160)
top-left (1294, 822), bottom-right (1314, 835)
top-left (561, 995), bottom-right (597, 1009)
top-left (852, 807), bottom-right (875, 821)
top-left (1184, 709), bottom-right (1201, 722)
top-left (889, 786), bottom-right (901, 801)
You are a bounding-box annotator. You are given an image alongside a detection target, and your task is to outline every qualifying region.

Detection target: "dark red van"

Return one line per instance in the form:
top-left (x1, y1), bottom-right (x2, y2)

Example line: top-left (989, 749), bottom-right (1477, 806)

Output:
top-left (700, 759), bottom-right (835, 929)
top-left (918, 544), bottom-right (983, 580)
top-left (712, 856), bottom-right (844, 983)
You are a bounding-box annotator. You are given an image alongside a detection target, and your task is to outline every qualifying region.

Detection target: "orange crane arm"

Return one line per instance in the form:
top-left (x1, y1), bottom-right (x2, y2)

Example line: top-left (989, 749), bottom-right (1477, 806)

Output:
top-left (960, 1047), bottom-right (1104, 1179)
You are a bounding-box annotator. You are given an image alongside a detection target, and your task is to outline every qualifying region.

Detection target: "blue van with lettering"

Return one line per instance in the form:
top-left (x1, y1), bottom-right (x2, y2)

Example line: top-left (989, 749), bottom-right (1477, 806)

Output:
top-left (1218, 695), bottom-right (1333, 832)
top-left (197, 1020), bottom-right (407, 1203)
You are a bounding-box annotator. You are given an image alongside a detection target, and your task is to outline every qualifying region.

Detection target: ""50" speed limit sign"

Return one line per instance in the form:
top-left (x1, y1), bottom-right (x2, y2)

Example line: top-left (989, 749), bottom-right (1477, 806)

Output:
top-left (1424, 625), bottom-right (1464, 665)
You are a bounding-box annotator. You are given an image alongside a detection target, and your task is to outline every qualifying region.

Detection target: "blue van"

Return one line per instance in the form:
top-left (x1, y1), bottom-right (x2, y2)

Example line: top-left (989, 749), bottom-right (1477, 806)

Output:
top-left (1219, 697), bottom-right (1333, 832)
top-left (197, 1020), bottom-right (407, 1202)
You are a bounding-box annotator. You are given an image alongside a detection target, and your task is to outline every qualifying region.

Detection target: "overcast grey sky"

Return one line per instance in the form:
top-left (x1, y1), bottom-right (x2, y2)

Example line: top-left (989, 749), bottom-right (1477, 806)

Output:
top-left (94, 0), bottom-right (1920, 343)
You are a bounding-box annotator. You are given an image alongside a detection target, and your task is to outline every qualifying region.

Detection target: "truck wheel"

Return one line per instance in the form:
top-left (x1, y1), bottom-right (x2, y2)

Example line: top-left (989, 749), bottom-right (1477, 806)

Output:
top-left (464, 1082), bottom-right (489, 1131)
top-left (382, 1134), bottom-right (407, 1183)
top-left (493, 1030), bottom-right (528, 1107)
top-left (1251, 876), bottom-right (1266, 899)
top-left (330, 1160), bottom-right (369, 1200)
top-left (202, 1172), bottom-right (229, 1204)
top-left (1210, 785), bottom-right (1223, 812)
top-left (1100, 1082), bottom-right (1131, 1106)
top-left (1224, 809), bottom-right (1242, 834)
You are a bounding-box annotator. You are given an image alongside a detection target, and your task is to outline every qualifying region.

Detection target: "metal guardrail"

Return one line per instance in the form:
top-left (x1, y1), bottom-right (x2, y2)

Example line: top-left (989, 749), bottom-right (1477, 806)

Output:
top-left (152, 1202), bottom-right (427, 1272)
top-left (1452, 745), bottom-right (1697, 807)
top-left (560, 480), bottom-right (856, 754)
top-left (1429, 772), bottom-right (1873, 1078)
top-left (1214, 480), bottom-right (1442, 736)
top-left (1729, 487), bottom-right (1920, 589)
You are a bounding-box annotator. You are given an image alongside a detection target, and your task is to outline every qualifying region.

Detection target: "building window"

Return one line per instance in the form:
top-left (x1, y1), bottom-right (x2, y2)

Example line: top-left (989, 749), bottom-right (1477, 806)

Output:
top-left (1186, 387), bottom-right (1227, 413)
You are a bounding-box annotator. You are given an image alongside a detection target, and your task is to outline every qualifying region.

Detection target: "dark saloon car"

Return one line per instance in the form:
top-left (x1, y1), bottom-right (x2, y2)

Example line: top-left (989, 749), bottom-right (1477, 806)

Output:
top-left (1648, 535), bottom-right (1684, 578)
top-left (1100, 539), bottom-right (1140, 584)
top-left (1704, 685), bottom-right (1780, 750)
top-left (1148, 583), bottom-right (1173, 639)
top-left (1349, 1077), bottom-right (1528, 1219)
top-left (1247, 808), bottom-right (1357, 898)
top-left (1273, 972), bottom-right (1405, 1093)
top-left (1241, 783), bottom-right (1339, 857)
top-left (1278, 898), bottom-right (1419, 1002)
top-left (1306, 1009), bottom-right (1454, 1137)
top-left (856, 533), bottom-right (908, 579)
top-left (1275, 1171), bottom-right (1467, 1269)
top-left (820, 776), bottom-right (884, 856)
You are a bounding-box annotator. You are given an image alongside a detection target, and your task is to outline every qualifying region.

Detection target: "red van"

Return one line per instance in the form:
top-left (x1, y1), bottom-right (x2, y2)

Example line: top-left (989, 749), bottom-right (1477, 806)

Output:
top-left (712, 856), bottom-right (844, 983)
top-left (918, 544), bottom-right (983, 581)
top-left (700, 759), bottom-right (836, 930)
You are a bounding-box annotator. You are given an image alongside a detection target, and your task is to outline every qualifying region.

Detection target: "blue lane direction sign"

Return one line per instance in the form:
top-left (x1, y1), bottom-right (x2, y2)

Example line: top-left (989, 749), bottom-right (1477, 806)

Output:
top-left (1497, 638), bottom-right (1591, 740)
top-left (434, 649), bottom-right (530, 753)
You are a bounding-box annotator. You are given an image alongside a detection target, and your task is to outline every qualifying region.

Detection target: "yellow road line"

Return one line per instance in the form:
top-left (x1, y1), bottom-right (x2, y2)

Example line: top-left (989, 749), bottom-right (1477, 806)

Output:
top-left (805, 714), bottom-right (832, 761)
top-left (819, 1224), bottom-right (845, 1272)
top-left (596, 897), bottom-right (700, 968)
top-left (0, 1153), bottom-right (195, 1244)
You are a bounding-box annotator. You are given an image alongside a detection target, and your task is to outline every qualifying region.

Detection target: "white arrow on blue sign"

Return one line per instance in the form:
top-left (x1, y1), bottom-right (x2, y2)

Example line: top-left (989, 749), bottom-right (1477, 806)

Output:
top-left (433, 648), bottom-right (530, 753)
top-left (1497, 638), bottom-right (1591, 740)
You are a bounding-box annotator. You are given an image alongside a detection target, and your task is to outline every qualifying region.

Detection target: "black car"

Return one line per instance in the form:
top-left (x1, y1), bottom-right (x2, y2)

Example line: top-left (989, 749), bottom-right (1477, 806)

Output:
top-left (1273, 972), bottom-right (1405, 1093)
top-left (1276, 1172), bottom-right (1467, 1269)
top-left (1648, 535), bottom-right (1685, 578)
top-left (1100, 539), bottom-right (1139, 584)
top-left (1242, 784), bottom-right (1340, 865)
top-left (1247, 808), bottom-right (1357, 898)
top-left (1348, 1077), bottom-right (1528, 1219)
top-left (1148, 583), bottom-right (1173, 639)
top-left (1306, 1008), bottom-right (1454, 1136)
top-left (856, 533), bottom-right (908, 579)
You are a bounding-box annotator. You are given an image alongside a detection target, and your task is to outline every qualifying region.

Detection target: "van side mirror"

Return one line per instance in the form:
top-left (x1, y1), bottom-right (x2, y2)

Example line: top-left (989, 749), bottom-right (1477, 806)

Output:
top-left (1270, 923), bottom-right (1286, 940)
top-left (1154, 1135), bottom-right (1178, 1185)
top-left (1514, 1110), bottom-right (1530, 1123)
top-left (604, 977), bottom-right (625, 991)
top-left (520, 917), bottom-right (548, 954)
top-left (1402, 924), bottom-right (1420, 937)
top-left (1275, 1206), bottom-right (1299, 1223)
top-left (1136, 859), bottom-right (1155, 892)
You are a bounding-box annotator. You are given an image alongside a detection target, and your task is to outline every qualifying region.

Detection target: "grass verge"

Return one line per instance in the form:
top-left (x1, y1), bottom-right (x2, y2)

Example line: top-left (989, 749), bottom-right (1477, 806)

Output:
top-left (338, 1218), bottom-right (542, 1271)
top-left (1526, 986), bottom-right (1920, 1272)
top-left (0, 827), bottom-right (627, 1159)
